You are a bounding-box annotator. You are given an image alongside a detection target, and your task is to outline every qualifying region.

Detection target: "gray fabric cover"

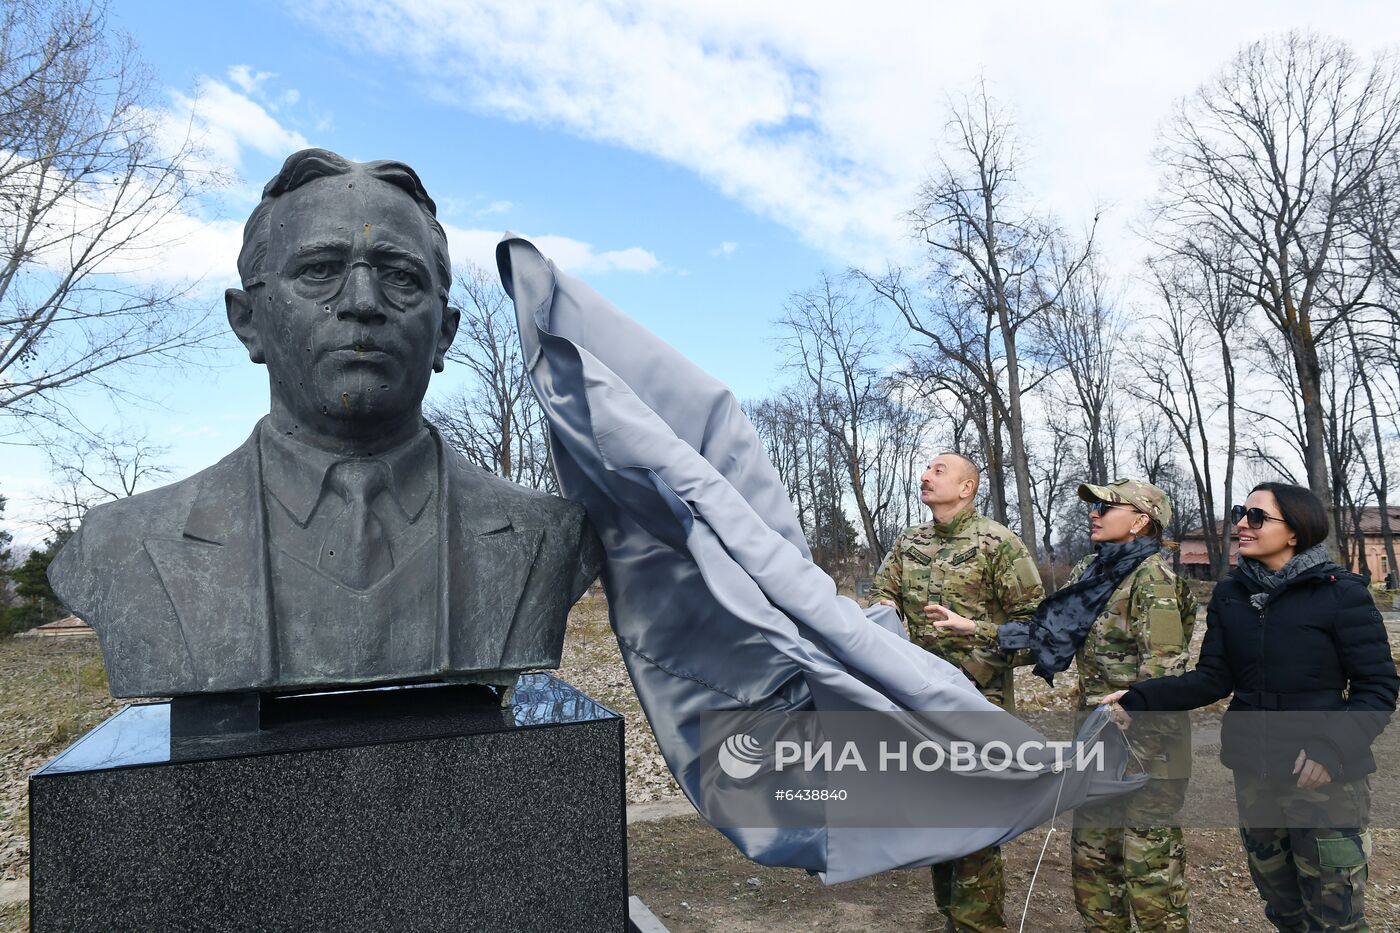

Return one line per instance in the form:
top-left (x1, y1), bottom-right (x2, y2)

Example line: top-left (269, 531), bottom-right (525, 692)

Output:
top-left (496, 236), bottom-right (1144, 884)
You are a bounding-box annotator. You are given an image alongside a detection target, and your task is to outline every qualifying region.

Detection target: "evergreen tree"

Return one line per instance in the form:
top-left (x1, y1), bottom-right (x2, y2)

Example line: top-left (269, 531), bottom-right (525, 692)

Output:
top-left (0, 493), bottom-right (11, 633)
top-left (6, 532), bottom-right (68, 633)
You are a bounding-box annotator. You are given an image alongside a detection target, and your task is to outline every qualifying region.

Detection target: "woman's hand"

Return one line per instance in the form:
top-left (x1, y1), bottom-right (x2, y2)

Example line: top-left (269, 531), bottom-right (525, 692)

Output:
top-left (1294, 749), bottom-right (1332, 789)
top-left (1098, 689), bottom-right (1132, 729)
top-left (924, 604), bottom-right (976, 635)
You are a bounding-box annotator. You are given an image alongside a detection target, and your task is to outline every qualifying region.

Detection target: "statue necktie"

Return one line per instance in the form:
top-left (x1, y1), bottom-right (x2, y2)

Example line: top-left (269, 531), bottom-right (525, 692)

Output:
top-left (320, 460), bottom-right (393, 589)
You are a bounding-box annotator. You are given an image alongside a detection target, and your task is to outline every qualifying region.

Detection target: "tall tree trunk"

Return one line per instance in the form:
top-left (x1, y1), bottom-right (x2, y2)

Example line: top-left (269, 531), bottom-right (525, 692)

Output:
top-left (1292, 321), bottom-right (1339, 560)
top-left (1352, 325), bottom-right (1399, 586)
top-left (1001, 364), bottom-right (1040, 557)
top-left (1220, 340), bottom-right (1238, 578)
top-left (847, 444), bottom-right (885, 564)
top-left (985, 400), bottom-right (1008, 523)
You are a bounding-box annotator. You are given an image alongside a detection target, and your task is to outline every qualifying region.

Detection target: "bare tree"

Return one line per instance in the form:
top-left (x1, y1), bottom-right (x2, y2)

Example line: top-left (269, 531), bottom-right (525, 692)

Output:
top-left (1345, 169), bottom-right (1400, 582)
top-left (881, 80), bottom-right (1095, 559)
top-left (1153, 31), bottom-right (1400, 551)
top-left (1352, 143), bottom-right (1400, 330)
top-left (1128, 408), bottom-right (1202, 573)
top-left (0, 0), bottom-right (220, 430)
top-left (1126, 252), bottom-right (1249, 577)
top-left (1344, 316), bottom-right (1400, 584)
top-left (881, 292), bottom-right (1013, 524)
top-left (869, 380), bottom-right (936, 552)
top-left (1166, 233), bottom-right (1251, 550)
top-left (1027, 414), bottom-right (1073, 587)
top-left (426, 264), bottom-right (555, 491)
top-left (744, 392), bottom-right (809, 527)
top-left (1237, 331), bottom-right (1310, 477)
top-left (1037, 244), bottom-right (1122, 484)
top-left (745, 388), bottom-right (859, 574)
top-left (776, 273), bottom-right (903, 563)
top-left (34, 428), bottom-right (169, 534)
top-left (1318, 334), bottom-right (1371, 572)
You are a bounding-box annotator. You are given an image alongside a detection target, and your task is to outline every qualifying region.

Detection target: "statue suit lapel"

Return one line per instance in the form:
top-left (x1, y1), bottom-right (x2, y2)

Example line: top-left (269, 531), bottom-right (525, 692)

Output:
top-left (441, 439), bottom-right (542, 674)
top-left (144, 429), bottom-right (275, 691)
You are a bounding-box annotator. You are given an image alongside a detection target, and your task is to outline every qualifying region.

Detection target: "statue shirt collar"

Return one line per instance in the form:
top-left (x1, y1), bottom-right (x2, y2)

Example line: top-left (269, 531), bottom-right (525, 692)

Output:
top-left (258, 419), bottom-right (437, 526)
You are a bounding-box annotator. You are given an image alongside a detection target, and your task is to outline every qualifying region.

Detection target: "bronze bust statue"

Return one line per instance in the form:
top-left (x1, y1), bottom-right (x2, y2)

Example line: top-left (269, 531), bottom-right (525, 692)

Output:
top-left (49, 149), bottom-right (602, 699)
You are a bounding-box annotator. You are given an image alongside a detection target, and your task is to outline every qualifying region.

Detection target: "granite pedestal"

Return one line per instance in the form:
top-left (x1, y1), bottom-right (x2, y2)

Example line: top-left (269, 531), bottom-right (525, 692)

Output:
top-left (29, 673), bottom-right (627, 932)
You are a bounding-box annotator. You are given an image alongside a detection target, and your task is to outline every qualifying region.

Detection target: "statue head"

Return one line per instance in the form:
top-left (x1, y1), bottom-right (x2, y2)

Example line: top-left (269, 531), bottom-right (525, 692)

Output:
top-left (226, 148), bottom-right (460, 452)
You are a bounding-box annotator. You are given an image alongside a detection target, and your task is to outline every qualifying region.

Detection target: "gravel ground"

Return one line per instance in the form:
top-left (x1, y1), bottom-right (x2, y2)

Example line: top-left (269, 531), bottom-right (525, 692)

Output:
top-left (556, 589), bottom-right (683, 803)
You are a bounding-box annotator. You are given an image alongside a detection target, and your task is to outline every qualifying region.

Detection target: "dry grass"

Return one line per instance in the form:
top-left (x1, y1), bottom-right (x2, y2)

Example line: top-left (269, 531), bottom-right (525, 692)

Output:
top-left (0, 635), bottom-right (126, 932)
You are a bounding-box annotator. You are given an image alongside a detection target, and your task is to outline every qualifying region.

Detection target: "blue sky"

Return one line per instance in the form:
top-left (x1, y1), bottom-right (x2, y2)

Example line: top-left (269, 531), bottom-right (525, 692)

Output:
top-left (3, 0), bottom-right (1396, 545)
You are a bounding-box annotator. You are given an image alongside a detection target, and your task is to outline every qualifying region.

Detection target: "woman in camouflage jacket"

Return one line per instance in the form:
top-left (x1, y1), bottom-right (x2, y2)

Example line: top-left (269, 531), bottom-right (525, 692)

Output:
top-left (1063, 479), bottom-right (1197, 933)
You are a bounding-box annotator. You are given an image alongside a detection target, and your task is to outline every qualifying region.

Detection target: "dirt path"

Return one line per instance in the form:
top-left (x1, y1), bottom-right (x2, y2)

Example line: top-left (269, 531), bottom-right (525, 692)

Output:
top-left (628, 816), bottom-right (1400, 931)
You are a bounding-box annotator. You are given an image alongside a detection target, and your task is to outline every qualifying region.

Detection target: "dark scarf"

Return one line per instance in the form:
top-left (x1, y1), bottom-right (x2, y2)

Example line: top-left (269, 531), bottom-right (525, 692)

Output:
top-left (1235, 544), bottom-right (1334, 609)
top-left (999, 536), bottom-right (1162, 685)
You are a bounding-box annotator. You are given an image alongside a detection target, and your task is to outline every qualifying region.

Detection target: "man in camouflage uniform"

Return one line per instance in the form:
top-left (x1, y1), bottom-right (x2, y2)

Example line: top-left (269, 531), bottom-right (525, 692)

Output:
top-left (1071, 479), bottom-right (1197, 933)
top-left (868, 452), bottom-right (1044, 932)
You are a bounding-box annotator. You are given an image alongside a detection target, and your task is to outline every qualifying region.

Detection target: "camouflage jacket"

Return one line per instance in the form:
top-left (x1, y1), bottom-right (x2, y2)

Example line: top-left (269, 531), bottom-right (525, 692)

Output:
top-left (1071, 550), bottom-right (1197, 778)
top-left (868, 507), bottom-right (1043, 711)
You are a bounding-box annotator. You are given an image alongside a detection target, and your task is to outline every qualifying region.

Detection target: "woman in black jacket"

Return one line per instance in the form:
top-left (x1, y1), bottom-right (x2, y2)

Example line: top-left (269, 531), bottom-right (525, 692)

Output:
top-left (1102, 482), bottom-right (1397, 932)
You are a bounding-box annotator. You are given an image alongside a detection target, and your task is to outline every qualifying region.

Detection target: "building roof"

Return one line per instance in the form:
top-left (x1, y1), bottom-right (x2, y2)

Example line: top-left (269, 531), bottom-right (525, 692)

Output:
top-left (1357, 506), bottom-right (1400, 534)
top-left (24, 615), bottom-right (95, 637)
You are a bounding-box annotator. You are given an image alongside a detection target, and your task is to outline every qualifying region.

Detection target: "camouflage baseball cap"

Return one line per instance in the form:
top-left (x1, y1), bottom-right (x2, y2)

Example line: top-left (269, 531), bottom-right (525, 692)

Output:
top-left (1077, 478), bottom-right (1173, 528)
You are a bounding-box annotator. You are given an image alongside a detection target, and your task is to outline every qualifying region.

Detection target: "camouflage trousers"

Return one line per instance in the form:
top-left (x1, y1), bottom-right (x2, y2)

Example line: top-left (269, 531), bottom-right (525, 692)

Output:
top-left (1234, 771), bottom-right (1372, 932)
top-left (931, 844), bottom-right (1005, 932)
top-left (1071, 777), bottom-right (1189, 932)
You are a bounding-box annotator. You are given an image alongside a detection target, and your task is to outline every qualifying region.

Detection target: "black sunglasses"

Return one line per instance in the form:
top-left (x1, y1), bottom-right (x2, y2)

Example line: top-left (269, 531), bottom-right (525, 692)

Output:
top-left (1230, 504), bottom-right (1289, 529)
top-left (1088, 502), bottom-right (1136, 517)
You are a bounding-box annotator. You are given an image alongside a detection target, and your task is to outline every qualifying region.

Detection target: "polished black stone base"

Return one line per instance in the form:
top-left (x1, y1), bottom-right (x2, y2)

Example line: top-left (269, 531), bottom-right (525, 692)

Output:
top-left (29, 674), bottom-right (627, 932)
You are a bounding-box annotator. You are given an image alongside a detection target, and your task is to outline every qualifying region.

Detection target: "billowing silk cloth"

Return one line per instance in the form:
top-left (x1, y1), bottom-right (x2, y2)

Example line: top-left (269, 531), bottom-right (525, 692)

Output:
top-left (497, 236), bottom-right (1143, 884)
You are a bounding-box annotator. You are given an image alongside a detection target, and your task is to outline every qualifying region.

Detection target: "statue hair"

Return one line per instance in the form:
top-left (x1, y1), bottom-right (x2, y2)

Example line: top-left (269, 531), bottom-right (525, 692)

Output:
top-left (237, 148), bottom-right (451, 295)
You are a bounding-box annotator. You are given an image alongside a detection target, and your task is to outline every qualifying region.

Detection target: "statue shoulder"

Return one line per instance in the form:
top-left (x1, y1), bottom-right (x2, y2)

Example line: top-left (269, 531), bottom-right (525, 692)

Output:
top-left (441, 446), bottom-right (585, 528)
top-left (69, 457), bottom-right (222, 542)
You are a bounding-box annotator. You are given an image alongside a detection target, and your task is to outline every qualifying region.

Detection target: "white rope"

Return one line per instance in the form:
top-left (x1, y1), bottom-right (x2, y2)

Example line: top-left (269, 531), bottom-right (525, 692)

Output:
top-left (1017, 707), bottom-right (1138, 933)
top-left (1017, 760), bottom-right (1070, 933)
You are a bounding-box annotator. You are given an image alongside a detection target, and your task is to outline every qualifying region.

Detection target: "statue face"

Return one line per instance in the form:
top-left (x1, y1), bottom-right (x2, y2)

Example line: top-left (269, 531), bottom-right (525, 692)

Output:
top-left (237, 174), bottom-right (455, 442)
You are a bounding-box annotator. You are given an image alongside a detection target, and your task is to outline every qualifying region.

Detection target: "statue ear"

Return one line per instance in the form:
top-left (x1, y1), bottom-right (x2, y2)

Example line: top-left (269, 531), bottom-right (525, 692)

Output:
top-left (433, 304), bottom-right (461, 373)
top-left (226, 287), bottom-right (265, 364)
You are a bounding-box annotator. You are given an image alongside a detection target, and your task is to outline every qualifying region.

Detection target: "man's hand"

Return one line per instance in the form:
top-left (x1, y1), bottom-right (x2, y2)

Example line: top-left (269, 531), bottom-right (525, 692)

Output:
top-left (924, 604), bottom-right (976, 635)
top-left (1294, 749), bottom-right (1332, 789)
top-left (1099, 689), bottom-right (1132, 729)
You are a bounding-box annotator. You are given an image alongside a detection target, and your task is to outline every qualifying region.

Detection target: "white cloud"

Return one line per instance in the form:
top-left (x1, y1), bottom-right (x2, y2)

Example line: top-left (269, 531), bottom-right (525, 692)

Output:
top-left (227, 64), bottom-right (275, 96)
top-left (0, 468), bottom-right (61, 548)
top-left (301, 0), bottom-right (961, 266)
top-left (712, 241), bottom-right (739, 258)
top-left (300, 0), bottom-right (1400, 271)
top-left (167, 70), bottom-right (311, 176)
top-left (442, 225), bottom-right (659, 275)
top-left (476, 199), bottom-right (514, 216)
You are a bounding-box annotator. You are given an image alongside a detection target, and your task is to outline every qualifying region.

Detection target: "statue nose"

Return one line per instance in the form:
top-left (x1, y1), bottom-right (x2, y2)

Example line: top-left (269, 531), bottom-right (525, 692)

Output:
top-left (335, 262), bottom-right (386, 323)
